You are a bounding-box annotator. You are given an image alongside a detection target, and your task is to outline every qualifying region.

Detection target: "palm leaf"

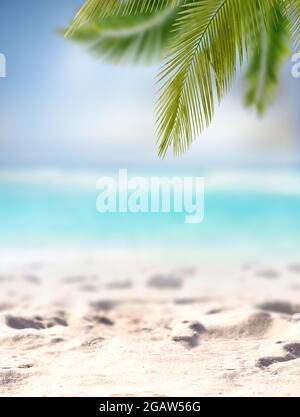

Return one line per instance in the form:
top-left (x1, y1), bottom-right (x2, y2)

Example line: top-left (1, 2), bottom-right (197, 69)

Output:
top-left (287, 0), bottom-right (300, 46)
top-left (244, 5), bottom-right (290, 115)
top-left (66, 0), bottom-right (186, 36)
top-left (66, 7), bottom-right (180, 64)
top-left (66, 0), bottom-right (298, 156)
top-left (156, 0), bottom-right (277, 156)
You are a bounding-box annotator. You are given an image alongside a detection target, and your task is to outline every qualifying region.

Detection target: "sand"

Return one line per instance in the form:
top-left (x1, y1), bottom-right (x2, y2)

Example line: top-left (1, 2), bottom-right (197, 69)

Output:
top-left (1, 250), bottom-right (300, 397)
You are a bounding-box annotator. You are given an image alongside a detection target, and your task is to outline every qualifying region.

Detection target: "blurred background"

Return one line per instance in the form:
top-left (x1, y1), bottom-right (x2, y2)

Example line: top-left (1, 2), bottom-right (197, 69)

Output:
top-left (0, 0), bottom-right (300, 261)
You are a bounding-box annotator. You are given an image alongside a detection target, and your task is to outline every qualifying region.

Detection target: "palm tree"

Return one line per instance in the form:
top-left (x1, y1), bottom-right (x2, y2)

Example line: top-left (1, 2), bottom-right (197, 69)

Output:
top-left (66, 0), bottom-right (300, 156)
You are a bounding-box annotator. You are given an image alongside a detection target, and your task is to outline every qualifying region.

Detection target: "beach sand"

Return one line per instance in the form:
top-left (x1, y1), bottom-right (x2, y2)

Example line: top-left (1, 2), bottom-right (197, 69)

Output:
top-left (1, 251), bottom-right (300, 397)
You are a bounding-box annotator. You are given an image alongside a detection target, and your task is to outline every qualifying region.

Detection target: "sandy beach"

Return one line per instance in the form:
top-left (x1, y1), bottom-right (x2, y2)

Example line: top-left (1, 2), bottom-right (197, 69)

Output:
top-left (0, 251), bottom-right (300, 397)
top-left (2, 0), bottom-right (300, 400)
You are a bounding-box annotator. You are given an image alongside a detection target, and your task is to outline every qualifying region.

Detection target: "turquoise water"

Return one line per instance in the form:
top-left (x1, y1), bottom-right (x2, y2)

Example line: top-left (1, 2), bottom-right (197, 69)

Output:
top-left (0, 170), bottom-right (300, 258)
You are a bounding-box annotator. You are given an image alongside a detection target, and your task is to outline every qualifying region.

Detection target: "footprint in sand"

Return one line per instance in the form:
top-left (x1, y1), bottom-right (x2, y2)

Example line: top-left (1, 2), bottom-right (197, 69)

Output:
top-left (79, 284), bottom-right (99, 293)
top-left (256, 269), bottom-right (281, 279)
top-left (256, 343), bottom-right (300, 369)
top-left (257, 301), bottom-right (300, 315)
top-left (62, 275), bottom-right (86, 284)
top-left (147, 274), bottom-right (183, 290)
top-left (50, 337), bottom-right (64, 344)
top-left (172, 321), bottom-right (207, 349)
top-left (17, 363), bottom-right (34, 369)
top-left (93, 316), bottom-right (114, 326)
top-left (24, 275), bottom-right (41, 285)
top-left (172, 335), bottom-right (199, 349)
top-left (85, 315), bottom-right (115, 326)
top-left (256, 355), bottom-right (292, 369)
top-left (206, 308), bottom-right (223, 315)
top-left (189, 322), bottom-right (207, 334)
top-left (5, 314), bottom-right (68, 330)
top-left (106, 280), bottom-right (132, 290)
top-left (89, 300), bottom-right (117, 311)
top-left (174, 297), bottom-right (209, 305)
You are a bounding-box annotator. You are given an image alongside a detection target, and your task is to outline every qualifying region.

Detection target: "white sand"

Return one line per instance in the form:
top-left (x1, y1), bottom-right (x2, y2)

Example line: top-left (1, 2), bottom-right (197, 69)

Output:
top-left (0, 251), bottom-right (300, 397)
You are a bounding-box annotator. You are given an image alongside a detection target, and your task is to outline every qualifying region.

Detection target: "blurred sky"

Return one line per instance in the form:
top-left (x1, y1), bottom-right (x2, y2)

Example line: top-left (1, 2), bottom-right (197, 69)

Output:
top-left (0, 0), bottom-right (300, 169)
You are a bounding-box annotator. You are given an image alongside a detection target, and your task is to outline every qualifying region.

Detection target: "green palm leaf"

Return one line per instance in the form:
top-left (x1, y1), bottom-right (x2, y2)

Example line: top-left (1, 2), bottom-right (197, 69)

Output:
top-left (66, 0), bottom-right (185, 36)
top-left (287, 0), bottom-right (300, 46)
top-left (66, 7), bottom-right (180, 64)
top-left (244, 5), bottom-right (290, 115)
top-left (156, 0), bottom-right (276, 156)
top-left (66, 0), bottom-right (300, 156)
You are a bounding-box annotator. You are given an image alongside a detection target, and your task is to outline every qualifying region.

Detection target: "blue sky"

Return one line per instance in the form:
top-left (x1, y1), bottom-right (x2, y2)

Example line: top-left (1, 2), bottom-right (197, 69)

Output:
top-left (0, 0), bottom-right (299, 169)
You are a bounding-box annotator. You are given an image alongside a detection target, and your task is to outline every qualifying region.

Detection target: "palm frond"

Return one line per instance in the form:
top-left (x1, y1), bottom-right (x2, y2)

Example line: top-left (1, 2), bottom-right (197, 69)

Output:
top-left (156, 0), bottom-right (277, 156)
top-left (66, 0), bottom-right (298, 156)
top-left (286, 0), bottom-right (300, 47)
top-left (66, 0), bottom-right (185, 36)
top-left (66, 7), bottom-right (180, 64)
top-left (244, 5), bottom-right (290, 115)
